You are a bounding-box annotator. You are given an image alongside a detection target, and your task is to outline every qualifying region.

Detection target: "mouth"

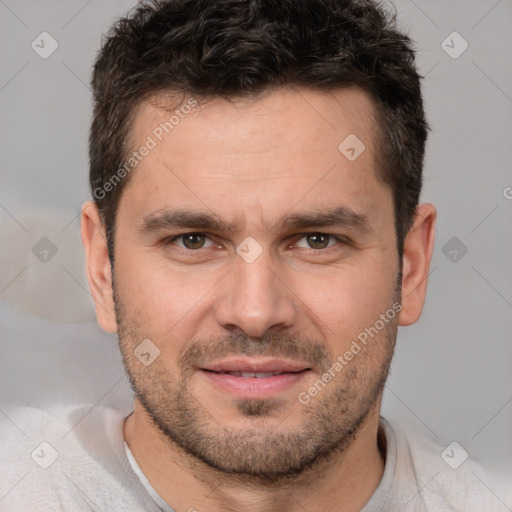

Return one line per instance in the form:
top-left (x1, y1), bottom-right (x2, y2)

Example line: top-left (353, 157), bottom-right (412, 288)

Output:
top-left (207, 370), bottom-right (299, 378)
top-left (199, 358), bottom-right (312, 399)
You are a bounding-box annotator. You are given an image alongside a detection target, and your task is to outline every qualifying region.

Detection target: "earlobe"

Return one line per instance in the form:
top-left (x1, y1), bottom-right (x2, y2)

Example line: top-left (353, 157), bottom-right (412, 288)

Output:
top-left (398, 203), bottom-right (437, 326)
top-left (80, 201), bottom-right (118, 333)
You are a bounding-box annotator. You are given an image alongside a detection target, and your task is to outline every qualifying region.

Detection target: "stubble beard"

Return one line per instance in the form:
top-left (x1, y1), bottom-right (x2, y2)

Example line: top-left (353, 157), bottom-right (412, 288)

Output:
top-left (114, 286), bottom-right (398, 482)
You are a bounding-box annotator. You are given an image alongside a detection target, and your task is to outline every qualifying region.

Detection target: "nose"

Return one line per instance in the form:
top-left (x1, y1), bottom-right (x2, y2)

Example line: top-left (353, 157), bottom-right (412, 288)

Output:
top-left (213, 249), bottom-right (297, 338)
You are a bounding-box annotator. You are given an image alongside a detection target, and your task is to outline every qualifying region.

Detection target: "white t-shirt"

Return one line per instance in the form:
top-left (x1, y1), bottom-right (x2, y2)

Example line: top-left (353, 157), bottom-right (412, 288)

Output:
top-left (1, 402), bottom-right (509, 511)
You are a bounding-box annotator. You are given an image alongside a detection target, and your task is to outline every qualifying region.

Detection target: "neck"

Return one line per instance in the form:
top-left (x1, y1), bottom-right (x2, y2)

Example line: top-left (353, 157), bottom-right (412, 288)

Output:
top-left (124, 399), bottom-right (385, 512)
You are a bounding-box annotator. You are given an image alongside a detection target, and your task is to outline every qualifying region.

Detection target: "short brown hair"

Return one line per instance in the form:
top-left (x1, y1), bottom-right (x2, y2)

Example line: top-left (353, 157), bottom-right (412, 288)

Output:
top-left (90, 0), bottom-right (428, 264)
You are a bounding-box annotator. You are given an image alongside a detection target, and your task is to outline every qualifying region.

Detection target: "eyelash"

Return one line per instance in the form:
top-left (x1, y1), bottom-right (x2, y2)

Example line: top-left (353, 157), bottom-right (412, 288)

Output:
top-left (165, 232), bottom-right (349, 255)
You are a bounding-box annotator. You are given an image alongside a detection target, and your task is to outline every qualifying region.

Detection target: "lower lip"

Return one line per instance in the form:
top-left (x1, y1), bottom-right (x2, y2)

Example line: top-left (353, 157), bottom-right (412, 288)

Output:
top-left (200, 370), bottom-right (310, 399)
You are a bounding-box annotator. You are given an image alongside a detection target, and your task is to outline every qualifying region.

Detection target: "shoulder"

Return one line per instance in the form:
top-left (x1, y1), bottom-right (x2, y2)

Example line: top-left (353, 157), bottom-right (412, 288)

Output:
top-left (381, 416), bottom-right (511, 512)
top-left (0, 403), bottom-right (159, 512)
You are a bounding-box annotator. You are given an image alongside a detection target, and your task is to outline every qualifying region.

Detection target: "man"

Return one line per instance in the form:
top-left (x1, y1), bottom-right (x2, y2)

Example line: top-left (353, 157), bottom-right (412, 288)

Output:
top-left (1, 0), bottom-right (508, 511)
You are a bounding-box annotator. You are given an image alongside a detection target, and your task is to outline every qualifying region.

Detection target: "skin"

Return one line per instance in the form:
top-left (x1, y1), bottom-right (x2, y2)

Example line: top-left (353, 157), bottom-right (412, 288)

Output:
top-left (81, 85), bottom-right (436, 512)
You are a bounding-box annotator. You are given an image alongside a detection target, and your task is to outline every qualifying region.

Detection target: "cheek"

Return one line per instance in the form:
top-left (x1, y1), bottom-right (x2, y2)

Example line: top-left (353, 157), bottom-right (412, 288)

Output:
top-left (290, 259), bottom-right (396, 344)
top-left (115, 249), bottom-right (221, 338)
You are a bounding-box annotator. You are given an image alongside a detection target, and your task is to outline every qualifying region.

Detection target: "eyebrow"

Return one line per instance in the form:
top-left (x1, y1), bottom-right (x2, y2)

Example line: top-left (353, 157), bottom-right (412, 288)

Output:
top-left (137, 206), bottom-right (372, 235)
top-left (277, 207), bottom-right (372, 233)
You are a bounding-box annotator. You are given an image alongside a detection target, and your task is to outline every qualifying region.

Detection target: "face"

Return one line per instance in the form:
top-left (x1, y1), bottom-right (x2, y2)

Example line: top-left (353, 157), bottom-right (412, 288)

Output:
top-left (111, 86), bottom-right (401, 479)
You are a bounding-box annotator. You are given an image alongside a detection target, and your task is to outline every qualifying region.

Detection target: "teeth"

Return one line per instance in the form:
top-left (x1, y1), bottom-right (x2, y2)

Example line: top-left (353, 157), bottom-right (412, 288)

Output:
top-left (226, 371), bottom-right (284, 378)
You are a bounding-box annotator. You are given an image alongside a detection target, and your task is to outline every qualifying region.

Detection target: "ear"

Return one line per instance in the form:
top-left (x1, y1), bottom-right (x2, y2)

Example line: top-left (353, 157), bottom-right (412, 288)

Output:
top-left (398, 203), bottom-right (437, 326)
top-left (80, 201), bottom-right (118, 333)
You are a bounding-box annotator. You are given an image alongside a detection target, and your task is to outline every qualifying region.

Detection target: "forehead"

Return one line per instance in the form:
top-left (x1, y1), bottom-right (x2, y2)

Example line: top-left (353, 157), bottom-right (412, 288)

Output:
top-left (119, 86), bottom-right (391, 233)
top-left (131, 85), bottom-right (378, 164)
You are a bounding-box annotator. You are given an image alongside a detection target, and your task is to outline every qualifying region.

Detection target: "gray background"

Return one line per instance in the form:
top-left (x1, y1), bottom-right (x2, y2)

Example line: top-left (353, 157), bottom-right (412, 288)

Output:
top-left (1, 0), bottom-right (511, 502)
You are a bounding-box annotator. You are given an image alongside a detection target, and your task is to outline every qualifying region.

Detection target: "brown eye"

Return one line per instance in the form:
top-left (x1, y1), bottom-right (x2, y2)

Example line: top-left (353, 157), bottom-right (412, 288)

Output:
top-left (306, 233), bottom-right (330, 249)
top-left (179, 233), bottom-right (207, 249)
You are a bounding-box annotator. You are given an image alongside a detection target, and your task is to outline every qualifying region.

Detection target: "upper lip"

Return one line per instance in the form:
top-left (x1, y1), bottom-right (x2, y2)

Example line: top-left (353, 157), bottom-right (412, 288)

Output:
top-left (202, 357), bottom-right (311, 373)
